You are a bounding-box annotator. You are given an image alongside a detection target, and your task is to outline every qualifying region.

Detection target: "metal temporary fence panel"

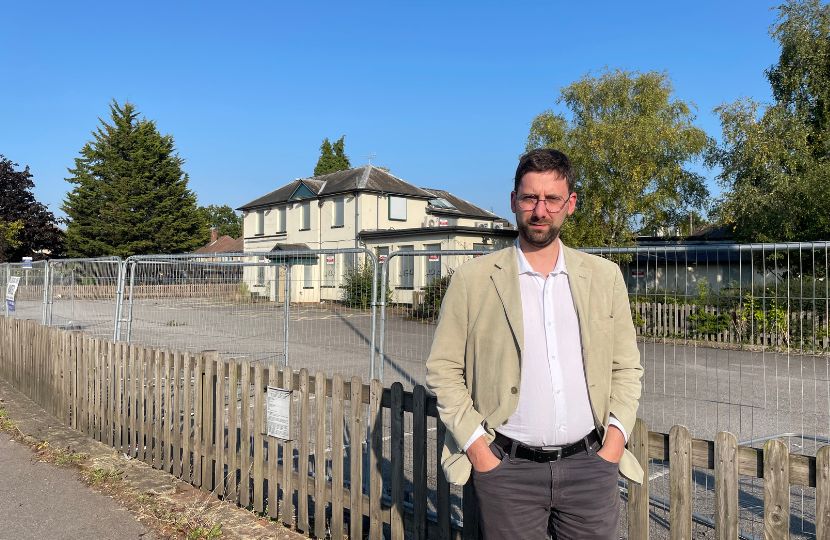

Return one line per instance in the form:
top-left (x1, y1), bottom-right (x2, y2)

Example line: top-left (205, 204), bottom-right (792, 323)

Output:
top-left (377, 249), bottom-right (490, 387)
top-left (45, 257), bottom-right (122, 340)
top-left (582, 241), bottom-right (830, 539)
top-left (121, 249), bottom-right (379, 378)
top-left (4, 260), bottom-right (48, 322)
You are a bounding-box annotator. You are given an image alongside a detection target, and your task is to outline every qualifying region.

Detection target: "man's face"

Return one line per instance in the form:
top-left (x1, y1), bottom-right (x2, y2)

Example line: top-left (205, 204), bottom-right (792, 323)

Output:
top-left (510, 171), bottom-right (576, 248)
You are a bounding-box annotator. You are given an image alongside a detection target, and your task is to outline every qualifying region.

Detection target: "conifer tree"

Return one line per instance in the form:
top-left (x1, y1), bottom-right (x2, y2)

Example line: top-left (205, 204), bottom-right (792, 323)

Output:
top-left (313, 135), bottom-right (351, 176)
top-left (63, 101), bottom-right (207, 257)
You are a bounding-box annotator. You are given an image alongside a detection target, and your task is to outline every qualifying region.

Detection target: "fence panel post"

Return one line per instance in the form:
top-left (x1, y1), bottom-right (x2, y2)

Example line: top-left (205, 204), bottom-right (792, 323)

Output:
top-left (369, 378), bottom-right (383, 540)
top-left (669, 425), bottom-right (692, 540)
top-left (281, 368), bottom-right (296, 527)
top-left (239, 359), bottom-right (252, 506)
top-left (314, 370), bottom-right (328, 539)
top-left (267, 365), bottom-right (280, 519)
top-left (214, 356), bottom-right (226, 494)
top-left (764, 439), bottom-right (790, 540)
top-left (349, 375), bottom-right (364, 540)
top-left (390, 382), bottom-right (405, 539)
top-left (154, 349), bottom-right (163, 469)
top-left (413, 384), bottom-right (428, 540)
top-left (227, 359), bottom-right (239, 502)
top-left (628, 418), bottom-right (649, 540)
top-left (182, 353), bottom-right (193, 483)
top-left (715, 431), bottom-right (739, 540)
top-left (817, 446), bottom-right (830, 540)
top-left (253, 362), bottom-right (265, 513)
top-left (331, 373), bottom-right (345, 539)
top-left (297, 368), bottom-right (310, 532)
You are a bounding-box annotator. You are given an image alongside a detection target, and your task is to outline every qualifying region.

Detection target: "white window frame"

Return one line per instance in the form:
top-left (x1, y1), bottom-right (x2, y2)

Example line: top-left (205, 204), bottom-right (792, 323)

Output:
top-left (256, 210), bottom-right (264, 235)
top-left (277, 206), bottom-right (286, 233)
top-left (332, 197), bottom-right (344, 228)
top-left (301, 201), bottom-right (311, 230)
top-left (388, 196), bottom-right (407, 221)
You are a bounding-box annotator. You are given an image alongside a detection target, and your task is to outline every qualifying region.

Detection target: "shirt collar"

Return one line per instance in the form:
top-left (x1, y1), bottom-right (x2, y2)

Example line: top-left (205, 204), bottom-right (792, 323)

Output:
top-left (515, 238), bottom-right (568, 276)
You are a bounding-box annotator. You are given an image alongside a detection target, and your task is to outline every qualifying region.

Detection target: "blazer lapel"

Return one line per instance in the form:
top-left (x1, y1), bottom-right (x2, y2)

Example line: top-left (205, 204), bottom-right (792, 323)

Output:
top-left (563, 246), bottom-right (593, 348)
top-left (490, 247), bottom-right (524, 357)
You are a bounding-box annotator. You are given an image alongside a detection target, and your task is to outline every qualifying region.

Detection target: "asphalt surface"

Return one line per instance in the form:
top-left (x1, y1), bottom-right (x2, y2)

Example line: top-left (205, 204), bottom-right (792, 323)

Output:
top-left (0, 432), bottom-right (153, 540)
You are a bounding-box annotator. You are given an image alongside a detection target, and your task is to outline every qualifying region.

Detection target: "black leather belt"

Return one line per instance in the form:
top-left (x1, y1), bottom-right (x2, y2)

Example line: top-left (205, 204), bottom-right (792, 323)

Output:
top-left (493, 430), bottom-right (601, 463)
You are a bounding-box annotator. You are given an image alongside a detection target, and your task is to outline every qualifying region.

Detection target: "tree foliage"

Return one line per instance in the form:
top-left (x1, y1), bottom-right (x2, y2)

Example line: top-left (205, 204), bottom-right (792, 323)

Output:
top-left (709, 0), bottom-right (830, 242)
top-left (313, 135), bottom-right (351, 176)
top-left (0, 155), bottom-right (64, 262)
top-left (527, 69), bottom-right (709, 246)
top-left (63, 101), bottom-right (207, 257)
top-left (198, 204), bottom-right (242, 239)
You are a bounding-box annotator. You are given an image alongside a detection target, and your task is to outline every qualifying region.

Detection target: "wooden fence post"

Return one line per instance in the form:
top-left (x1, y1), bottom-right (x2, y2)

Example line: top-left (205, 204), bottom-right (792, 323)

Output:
top-left (297, 368), bottom-right (310, 532)
top-left (628, 418), bottom-right (649, 540)
top-left (715, 431), bottom-right (739, 540)
top-left (330, 373), bottom-right (345, 539)
top-left (349, 375), bottom-right (364, 540)
top-left (764, 439), bottom-right (790, 540)
top-left (390, 382), bottom-right (405, 539)
top-left (369, 378), bottom-right (383, 540)
top-left (413, 384), bottom-right (428, 540)
top-left (817, 446), bottom-right (830, 540)
top-left (669, 425), bottom-right (692, 540)
top-left (314, 370), bottom-right (328, 539)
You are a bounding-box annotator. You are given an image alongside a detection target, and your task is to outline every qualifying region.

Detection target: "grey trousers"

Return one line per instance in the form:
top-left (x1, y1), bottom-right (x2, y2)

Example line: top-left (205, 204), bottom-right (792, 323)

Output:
top-left (471, 441), bottom-right (621, 539)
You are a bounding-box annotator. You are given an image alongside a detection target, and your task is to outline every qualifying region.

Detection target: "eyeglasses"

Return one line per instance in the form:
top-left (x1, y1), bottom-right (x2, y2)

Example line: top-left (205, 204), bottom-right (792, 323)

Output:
top-left (515, 194), bottom-right (571, 213)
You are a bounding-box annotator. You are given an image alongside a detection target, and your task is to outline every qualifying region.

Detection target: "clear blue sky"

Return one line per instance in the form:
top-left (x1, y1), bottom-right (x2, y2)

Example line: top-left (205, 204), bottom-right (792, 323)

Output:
top-left (1, 1), bottom-right (780, 225)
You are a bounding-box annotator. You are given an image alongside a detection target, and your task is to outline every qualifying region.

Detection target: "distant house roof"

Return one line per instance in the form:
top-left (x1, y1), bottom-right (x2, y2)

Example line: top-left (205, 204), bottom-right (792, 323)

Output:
top-left (194, 235), bottom-right (243, 254)
top-left (421, 188), bottom-right (500, 220)
top-left (237, 165), bottom-right (433, 210)
top-left (359, 226), bottom-right (518, 241)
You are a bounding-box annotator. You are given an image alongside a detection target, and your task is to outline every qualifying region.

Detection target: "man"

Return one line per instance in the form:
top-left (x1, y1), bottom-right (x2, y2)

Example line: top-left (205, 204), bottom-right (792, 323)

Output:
top-left (425, 149), bottom-right (643, 539)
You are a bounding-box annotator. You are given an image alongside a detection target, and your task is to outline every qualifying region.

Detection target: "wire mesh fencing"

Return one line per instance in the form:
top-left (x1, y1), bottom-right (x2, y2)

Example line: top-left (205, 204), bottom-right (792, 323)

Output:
top-left (119, 249), bottom-right (379, 378)
top-left (2, 260), bottom-right (48, 321)
top-left (45, 257), bottom-right (122, 340)
top-left (585, 242), bottom-right (829, 539)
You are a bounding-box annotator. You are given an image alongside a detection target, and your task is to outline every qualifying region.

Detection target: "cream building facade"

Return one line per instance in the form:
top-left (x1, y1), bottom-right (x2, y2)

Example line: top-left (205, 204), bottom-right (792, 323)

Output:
top-left (237, 165), bottom-right (516, 304)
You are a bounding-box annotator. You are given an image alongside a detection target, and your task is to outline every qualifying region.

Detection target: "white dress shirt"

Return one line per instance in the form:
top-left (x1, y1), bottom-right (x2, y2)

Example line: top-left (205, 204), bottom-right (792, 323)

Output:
top-left (464, 240), bottom-right (626, 449)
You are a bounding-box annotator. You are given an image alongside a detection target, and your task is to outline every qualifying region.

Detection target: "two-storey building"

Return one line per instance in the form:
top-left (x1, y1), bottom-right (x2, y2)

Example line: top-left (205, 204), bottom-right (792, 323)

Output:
top-left (237, 165), bottom-right (516, 303)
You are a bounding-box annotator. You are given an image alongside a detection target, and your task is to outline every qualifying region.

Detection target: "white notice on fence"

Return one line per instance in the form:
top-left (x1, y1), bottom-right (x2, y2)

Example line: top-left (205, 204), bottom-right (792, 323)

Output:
top-left (266, 386), bottom-right (292, 440)
top-left (6, 276), bottom-right (21, 301)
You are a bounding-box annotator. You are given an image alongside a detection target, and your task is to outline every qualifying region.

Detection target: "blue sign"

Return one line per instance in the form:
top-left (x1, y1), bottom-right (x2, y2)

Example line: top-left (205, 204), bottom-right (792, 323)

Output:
top-left (6, 299), bottom-right (14, 312)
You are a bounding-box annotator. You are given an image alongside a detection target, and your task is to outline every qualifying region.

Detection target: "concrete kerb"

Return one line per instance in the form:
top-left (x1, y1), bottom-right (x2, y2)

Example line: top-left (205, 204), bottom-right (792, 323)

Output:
top-left (0, 377), bottom-right (305, 540)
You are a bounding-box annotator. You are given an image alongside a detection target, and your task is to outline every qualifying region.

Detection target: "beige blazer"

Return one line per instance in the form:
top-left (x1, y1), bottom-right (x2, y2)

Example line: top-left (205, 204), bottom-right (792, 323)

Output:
top-left (425, 244), bottom-right (644, 485)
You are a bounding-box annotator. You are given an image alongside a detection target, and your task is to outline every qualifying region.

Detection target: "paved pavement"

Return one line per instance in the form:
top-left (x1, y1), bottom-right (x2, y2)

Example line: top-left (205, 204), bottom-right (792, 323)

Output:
top-left (0, 378), bottom-right (305, 540)
top-left (0, 431), bottom-right (154, 540)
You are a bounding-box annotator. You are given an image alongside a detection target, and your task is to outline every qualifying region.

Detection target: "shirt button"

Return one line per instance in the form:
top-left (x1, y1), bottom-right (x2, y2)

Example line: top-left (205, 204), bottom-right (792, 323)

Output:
top-left (510, 386), bottom-right (518, 394)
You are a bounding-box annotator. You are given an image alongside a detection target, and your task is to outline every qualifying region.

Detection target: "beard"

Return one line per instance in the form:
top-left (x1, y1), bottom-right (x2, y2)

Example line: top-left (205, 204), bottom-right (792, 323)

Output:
top-left (517, 216), bottom-right (562, 248)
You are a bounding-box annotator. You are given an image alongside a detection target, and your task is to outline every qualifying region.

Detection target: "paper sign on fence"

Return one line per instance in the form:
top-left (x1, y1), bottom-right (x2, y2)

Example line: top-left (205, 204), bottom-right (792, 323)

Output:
top-left (266, 386), bottom-right (292, 440)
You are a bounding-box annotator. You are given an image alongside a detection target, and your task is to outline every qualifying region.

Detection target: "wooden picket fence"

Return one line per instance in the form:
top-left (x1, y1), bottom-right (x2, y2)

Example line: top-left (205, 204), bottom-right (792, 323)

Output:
top-left (1, 316), bottom-right (829, 539)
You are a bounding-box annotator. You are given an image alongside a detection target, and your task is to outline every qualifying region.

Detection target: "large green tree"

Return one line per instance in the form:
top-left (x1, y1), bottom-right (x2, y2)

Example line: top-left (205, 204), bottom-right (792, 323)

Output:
top-left (709, 0), bottom-right (830, 242)
top-left (527, 70), bottom-right (709, 246)
top-left (313, 135), bottom-right (351, 176)
top-left (63, 101), bottom-right (207, 257)
top-left (198, 204), bottom-right (242, 238)
top-left (0, 155), bottom-right (64, 262)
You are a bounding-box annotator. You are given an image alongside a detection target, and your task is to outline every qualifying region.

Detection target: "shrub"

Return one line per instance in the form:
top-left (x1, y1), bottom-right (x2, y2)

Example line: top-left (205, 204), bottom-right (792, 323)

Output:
top-left (341, 262), bottom-right (391, 309)
top-left (412, 271), bottom-right (453, 321)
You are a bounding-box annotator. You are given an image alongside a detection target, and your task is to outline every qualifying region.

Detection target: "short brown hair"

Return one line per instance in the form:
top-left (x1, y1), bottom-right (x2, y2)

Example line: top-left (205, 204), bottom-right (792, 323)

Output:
top-left (514, 149), bottom-right (574, 193)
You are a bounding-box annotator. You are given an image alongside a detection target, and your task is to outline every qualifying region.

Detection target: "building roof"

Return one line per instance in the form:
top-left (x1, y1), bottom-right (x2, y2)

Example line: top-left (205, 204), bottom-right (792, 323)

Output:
top-left (193, 235), bottom-right (243, 254)
top-left (237, 165), bottom-right (433, 210)
top-left (421, 188), bottom-right (499, 220)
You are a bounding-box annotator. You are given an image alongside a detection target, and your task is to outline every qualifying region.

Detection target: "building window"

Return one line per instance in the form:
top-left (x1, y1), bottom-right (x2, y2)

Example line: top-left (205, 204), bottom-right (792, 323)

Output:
top-left (388, 196), bottom-right (407, 221)
top-left (256, 265), bottom-right (265, 285)
top-left (425, 243), bottom-right (441, 284)
top-left (332, 197), bottom-right (344, 227)
top-left (304, 262), bottom-right (314, 288)
top-left (256, 210), bottom-right (264, 235)
top-left (398, 245), bottom-right (414, 289)
top-left (322, 254), bottom-right (336, 287)
top-left (301, 201), bottom-right (311, 230)
top-left (277, 207), bottom-right (286, 233)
